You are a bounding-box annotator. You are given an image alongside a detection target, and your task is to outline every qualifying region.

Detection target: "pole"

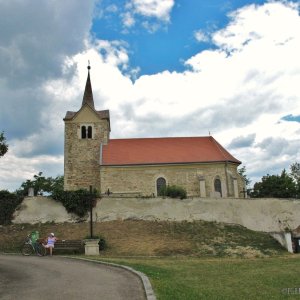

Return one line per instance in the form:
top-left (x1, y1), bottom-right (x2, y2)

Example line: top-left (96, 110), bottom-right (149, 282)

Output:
top-left (89, 185), bottom-right (93, 238)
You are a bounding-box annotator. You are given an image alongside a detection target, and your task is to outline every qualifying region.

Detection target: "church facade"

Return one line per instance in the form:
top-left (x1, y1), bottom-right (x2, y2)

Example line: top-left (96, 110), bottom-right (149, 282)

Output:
top-left (64, 67), bottom-right (245, 198)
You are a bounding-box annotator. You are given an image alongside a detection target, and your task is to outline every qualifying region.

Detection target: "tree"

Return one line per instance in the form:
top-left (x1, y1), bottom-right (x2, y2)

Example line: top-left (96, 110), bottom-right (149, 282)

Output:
top-left (0, 131), bottom-right (8, 157)
top-left (0, 190), bottom-right (23, 224)
top-left (17, 172), bottom-right (64, 196)
top-left (238, 165), bottom-right (251, 187)
top-left (290, 162), bottom-right (300, 198)
top-left (251, 169), bottom-right (297, 198)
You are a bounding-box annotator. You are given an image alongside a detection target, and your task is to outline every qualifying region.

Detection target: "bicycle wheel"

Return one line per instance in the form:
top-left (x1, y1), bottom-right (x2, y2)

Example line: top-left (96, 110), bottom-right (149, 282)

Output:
top-left (36, 243), bottom-right (46, 256)
top-left (22, 244), bottom-right (33, 256)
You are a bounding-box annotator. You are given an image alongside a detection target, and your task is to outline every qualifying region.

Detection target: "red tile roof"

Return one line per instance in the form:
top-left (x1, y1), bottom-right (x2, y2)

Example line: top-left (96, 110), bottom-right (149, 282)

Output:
top-left (102, 136), bottom-right (241, 166)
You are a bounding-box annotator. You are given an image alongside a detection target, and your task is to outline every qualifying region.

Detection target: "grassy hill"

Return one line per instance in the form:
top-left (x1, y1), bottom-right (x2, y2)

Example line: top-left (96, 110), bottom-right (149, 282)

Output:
top-left (0, 220), bottom-right (286, 257)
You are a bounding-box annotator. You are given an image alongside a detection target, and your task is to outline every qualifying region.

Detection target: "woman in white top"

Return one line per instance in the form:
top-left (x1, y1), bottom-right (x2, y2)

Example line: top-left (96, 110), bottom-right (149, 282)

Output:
top-left (43, 233), bottom-right (58, 256)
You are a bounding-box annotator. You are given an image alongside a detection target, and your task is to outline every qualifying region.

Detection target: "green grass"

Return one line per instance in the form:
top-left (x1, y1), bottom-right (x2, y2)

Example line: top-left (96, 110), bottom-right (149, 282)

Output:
top-left (87, 256), bottom-right (300, 300)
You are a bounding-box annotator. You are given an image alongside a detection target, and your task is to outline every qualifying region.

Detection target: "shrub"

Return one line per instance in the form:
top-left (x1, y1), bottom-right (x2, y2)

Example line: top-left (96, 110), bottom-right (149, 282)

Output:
top-left (0, 190), bottom-right (23, 225)
top-left (52, 189), bottom-right (98, 218)
top-left (99, 236), bottom-right (107, 251)
top-left (159, 185), bottom-right (187, 199)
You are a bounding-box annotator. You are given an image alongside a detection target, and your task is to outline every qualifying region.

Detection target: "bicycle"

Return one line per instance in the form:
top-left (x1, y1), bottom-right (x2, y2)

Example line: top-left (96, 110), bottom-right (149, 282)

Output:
top-left (21, 234), bottom-right (46, 256)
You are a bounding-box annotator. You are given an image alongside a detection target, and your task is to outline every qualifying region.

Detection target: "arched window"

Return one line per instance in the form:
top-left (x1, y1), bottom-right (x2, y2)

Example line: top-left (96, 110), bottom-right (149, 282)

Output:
top-left (156, 177), bottom-right (166, 196)
top-left (214, 178), bottom-right (222, 197)
top-left (87, 126), bottom-right (92, 138)
top-left (81, 126), bottom-right (86, 139)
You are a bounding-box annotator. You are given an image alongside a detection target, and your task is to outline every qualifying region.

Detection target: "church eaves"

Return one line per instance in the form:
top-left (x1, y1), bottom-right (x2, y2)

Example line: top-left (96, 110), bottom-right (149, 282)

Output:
top-left (81, 65), bottom-right (94, 109)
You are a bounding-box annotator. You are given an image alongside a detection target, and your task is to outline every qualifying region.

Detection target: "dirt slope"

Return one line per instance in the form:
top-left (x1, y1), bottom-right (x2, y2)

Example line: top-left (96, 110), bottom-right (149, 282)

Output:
top-left (0, 220), bottom-right (286, 258)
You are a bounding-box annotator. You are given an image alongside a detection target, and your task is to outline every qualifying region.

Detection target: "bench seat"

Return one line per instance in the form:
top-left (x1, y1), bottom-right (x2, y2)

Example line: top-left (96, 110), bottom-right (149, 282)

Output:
top-left (54, 240), bottom-right (85, 253)
top-left (37, 239), bottom-right (85, 253)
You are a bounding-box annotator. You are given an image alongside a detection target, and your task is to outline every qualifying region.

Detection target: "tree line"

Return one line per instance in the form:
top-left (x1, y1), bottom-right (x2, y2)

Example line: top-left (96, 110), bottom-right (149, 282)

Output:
top-left (240, 163), bottom-right (300, 199)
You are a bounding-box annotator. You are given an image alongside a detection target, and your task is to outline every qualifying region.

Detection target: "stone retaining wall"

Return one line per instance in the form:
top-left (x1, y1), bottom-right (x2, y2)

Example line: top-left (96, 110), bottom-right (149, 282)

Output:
top-left (12, 196), bottom-right (300, 232)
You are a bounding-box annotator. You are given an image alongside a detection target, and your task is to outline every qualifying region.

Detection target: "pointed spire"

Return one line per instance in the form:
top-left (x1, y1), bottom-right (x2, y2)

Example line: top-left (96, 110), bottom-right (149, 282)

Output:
top-left (82, 62), bottom-right (95, 109)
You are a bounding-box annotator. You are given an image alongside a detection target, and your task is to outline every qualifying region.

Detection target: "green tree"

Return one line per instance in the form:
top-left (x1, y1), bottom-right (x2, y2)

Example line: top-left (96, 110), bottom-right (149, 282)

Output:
top-left (0, 131), bottom-right (8, 157)
top-left (251, 169), bottom-right (297, 198)
top-left (0, 190), bottom-right (23, 224)
top-left (238, 165), bottom-right (251, 187)
top-left (290, 162), bottom-right (300, 198)
top-left (17, 172), bottom-right (64, 196)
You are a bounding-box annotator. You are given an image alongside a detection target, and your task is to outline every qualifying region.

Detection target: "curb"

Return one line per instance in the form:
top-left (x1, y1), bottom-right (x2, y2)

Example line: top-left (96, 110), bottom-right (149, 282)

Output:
top-left (63, 256), bottom-right (156, 300)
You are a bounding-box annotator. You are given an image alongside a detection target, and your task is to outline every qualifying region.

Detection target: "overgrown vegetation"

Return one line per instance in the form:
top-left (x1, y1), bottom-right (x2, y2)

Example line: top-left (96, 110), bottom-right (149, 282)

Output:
top-left (159, 185), bottom-right (187, 199)
top-left (17, 172), bottom-right (64, 196)
top-left (16, 172), bottom-right (98, 217)
top-left (52, 189), bottom-right (98, 218)
top-left (251, 163), bottom-right (300, 198)
top-left (0, 190), bottom-right (23, 225)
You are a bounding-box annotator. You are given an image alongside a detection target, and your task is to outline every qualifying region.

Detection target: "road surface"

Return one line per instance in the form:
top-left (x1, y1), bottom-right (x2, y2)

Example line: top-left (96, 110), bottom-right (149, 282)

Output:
top-left (0, 255), bottom-right (146, 300)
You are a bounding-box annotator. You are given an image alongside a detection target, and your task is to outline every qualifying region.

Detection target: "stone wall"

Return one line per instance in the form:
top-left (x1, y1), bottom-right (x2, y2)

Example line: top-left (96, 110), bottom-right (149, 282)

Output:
top-left (12, 196), bottom-right (300, 233)
top-left (100, 162), bottom-right (244, 198)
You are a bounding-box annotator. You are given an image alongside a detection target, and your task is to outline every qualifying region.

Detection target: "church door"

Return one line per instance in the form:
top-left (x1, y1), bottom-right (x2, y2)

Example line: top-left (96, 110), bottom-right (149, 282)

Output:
top-left (214, 178), bottom-right (222, 197)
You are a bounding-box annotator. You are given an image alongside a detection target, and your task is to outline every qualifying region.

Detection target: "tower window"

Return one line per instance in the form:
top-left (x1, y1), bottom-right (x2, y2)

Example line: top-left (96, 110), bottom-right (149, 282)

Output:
top-left (81, 125), bottom-right (93, 139)
top-left (81, 126), bottom-right (86, 139)
top-left (88, 126), bottom-right (92, 138)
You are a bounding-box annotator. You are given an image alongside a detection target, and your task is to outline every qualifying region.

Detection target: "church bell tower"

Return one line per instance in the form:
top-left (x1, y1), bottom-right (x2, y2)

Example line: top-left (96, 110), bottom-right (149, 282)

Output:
top-left (63, 65), bottom-right (110, 191)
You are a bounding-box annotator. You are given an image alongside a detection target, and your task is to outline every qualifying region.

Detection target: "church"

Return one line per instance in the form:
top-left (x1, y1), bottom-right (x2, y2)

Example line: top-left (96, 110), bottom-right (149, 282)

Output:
top-left (64, 66), bottom-right (245, 198)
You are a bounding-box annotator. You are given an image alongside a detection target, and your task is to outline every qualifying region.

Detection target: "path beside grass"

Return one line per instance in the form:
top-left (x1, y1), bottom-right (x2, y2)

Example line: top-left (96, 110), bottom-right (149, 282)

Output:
top-left (86, 256), bottom-right (300, 300)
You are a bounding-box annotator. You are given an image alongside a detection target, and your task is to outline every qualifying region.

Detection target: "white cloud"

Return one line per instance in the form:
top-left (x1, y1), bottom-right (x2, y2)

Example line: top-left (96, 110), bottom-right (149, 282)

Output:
top-left (121, 0), bottom-right (175, 32)
top-left (194, 29), bottom-right (210, 42)
top-left (130, 0), bottom-right (175, 21)
top-left (122, 11), bottom-right (136, 28)
top-left (1, 1), bottom-right (300, 191)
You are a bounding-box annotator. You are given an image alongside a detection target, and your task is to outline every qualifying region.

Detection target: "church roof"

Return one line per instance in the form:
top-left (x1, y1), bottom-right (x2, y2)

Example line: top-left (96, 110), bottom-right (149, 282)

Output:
top-left (64, 109), bottom-right (110, 121)
top-left (82, 65), bottom-right (94, 109)
top-left (101, 136), bottom-right (241, 166)
top-left (63, 65), bottom-right (110, 125)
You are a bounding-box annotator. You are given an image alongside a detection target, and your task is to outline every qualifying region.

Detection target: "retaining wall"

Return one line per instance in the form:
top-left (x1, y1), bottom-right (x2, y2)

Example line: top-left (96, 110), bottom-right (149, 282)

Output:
top-left (12, 196), bottom-right (300, 232)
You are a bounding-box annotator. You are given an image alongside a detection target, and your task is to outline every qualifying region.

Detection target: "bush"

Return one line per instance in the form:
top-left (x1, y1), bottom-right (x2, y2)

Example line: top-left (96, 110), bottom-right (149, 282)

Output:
top-left (99, 236), bottom-right (107, 251)
top-left (0, 190), bottom-right (23, 225)
top-left (159, 185), bottom-right (187, 199)
top-left (52, 189), bottom-right (98, 218)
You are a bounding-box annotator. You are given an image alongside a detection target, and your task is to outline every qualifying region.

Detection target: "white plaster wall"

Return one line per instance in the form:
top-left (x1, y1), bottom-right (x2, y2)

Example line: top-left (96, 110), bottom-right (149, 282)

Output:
top-left (12, 196), bottom-right (78, 224)
top-left (12, 196), bottom-right (300, 232)
top-left (94, 197), bottom-right (300, 232)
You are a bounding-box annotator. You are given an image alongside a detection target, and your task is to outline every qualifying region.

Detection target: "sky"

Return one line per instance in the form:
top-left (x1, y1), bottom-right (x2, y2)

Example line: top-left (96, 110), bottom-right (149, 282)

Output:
top-left (0, 0), bottom-right (299, 191)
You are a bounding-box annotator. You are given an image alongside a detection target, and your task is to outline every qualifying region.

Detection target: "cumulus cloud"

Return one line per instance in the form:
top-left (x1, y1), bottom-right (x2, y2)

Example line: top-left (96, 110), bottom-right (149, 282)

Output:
top-left (1, 1), bottom-right (300, 191)
top-left (194, 29), bottom-right (210, 42)
top-left (227, 134), bottom-right (256, 149)
top-left (121, 0), bottom-right (175, 31)
top-left (129, 0), bottom-right (174, 21)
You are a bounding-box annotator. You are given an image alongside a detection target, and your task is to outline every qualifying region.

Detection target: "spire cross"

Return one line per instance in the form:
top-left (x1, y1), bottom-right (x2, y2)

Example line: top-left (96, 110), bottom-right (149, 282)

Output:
top-left (88, 60), bottom-right (91, 70)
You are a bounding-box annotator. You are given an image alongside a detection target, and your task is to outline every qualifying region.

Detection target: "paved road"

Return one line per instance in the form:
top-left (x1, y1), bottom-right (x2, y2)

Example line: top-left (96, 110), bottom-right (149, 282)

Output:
top-left (0, 255), bottom-right (146, 300)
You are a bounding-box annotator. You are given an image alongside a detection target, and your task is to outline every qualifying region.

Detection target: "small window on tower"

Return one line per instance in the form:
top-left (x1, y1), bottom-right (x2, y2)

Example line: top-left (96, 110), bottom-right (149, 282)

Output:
top-left (88, 126), bottom-right (92, 138)
top-left (81, 126), bottom-right (86, 139)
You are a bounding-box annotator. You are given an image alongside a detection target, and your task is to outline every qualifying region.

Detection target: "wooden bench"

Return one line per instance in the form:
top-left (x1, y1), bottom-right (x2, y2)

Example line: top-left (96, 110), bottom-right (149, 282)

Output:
top-left (38, 239), bottom-right (85, 254)
top-left (54, 240), bottom-right (85, 253)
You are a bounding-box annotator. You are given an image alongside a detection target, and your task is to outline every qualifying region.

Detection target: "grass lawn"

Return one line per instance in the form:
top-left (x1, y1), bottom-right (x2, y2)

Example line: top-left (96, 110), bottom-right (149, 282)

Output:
top-left (86, 256), bottom-right (300, 300)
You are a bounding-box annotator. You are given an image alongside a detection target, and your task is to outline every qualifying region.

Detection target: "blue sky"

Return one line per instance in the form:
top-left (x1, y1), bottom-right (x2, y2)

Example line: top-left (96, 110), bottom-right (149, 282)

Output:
top-left (0, 0), bottom-right (299, 191)
top-left (92, 0), bottom-right (268, 75)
